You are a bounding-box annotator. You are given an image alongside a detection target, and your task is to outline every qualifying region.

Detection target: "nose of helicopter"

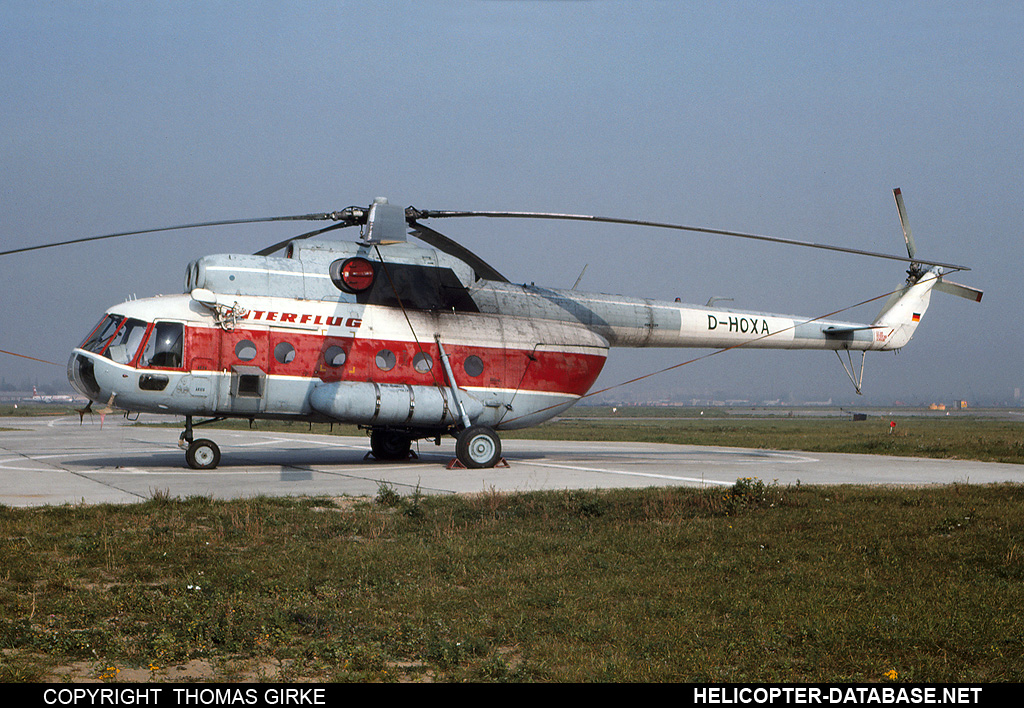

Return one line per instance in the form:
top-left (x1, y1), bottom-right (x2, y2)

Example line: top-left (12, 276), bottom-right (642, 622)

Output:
top-left (67, 351), bottom-right (103, 401)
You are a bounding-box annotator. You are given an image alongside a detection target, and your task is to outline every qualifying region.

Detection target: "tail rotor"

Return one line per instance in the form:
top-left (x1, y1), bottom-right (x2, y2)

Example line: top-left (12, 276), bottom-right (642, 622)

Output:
top-left (891, 187), bottom-right (983, 302)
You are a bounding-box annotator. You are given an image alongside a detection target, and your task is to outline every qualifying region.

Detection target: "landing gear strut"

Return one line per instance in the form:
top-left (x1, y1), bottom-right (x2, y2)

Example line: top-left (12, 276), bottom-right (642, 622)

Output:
top-left (435, 336), bottom-right (502, 469)
top-left (179, 415), bottom-right (223, 470)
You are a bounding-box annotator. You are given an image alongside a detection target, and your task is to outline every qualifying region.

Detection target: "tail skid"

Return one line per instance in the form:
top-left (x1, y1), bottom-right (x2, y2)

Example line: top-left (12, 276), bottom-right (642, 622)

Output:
top-left (837, 349), bottom-right (867, 395)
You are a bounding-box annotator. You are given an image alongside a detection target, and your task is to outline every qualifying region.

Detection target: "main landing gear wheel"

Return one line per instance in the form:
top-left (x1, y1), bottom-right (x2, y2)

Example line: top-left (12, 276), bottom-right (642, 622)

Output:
top-left (185, 438), bottom-right (221, 470)
top-left (370, 429), bottom-right (413, 461)
top-left (455, 425), bottom-right (502, 469)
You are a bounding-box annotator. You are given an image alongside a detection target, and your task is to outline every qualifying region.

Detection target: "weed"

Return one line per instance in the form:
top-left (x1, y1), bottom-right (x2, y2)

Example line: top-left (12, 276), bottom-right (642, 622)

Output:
top-left (375, 482), bottom-right (402, 508)
top-left (720, 476), bottom-right (782, 515)
top-left (402, 485), bottom-right (425, 519)
top-left (374, 482), bottom-right (426, 518)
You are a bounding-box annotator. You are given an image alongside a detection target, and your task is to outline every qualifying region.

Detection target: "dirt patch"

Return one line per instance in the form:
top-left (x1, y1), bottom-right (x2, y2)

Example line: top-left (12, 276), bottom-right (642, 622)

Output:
top-left (42, 657), bottom-right (302, 683)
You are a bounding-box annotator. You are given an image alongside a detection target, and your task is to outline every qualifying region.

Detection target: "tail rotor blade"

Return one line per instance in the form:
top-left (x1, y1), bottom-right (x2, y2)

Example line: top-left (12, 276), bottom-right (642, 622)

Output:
top-left (935, 276), bottom-right (984, 303)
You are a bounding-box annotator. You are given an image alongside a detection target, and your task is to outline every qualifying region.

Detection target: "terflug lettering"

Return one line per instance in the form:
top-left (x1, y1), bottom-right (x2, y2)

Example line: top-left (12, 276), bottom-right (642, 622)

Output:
top-left (247, 311), bottom-right (361, 328)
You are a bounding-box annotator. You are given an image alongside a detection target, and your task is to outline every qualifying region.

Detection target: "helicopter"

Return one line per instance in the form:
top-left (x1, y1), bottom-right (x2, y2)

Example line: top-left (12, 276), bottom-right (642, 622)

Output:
top-left (3, 189), bottom-right (982, 470)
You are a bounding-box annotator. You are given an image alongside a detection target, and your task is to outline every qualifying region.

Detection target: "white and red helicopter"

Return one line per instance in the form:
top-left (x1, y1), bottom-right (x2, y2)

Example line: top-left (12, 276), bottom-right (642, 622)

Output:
top-left (3, 189), bottom-right (982, 470)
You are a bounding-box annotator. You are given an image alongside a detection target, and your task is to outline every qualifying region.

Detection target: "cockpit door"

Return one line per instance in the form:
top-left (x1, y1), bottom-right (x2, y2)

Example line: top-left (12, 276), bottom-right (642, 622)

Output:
top-left (138, 321), bottom-right (185, 369)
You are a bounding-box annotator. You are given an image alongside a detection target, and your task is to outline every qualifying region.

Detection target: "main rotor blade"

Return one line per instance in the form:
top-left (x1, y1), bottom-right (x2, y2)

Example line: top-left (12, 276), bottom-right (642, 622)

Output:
top-left (0, 212), bottom-right (348, 257)
top-left (253, 221), bottom-right (356, 257)
top-left (410, 209), bottom-right (970, 272)
top-left (893, 188), bottom-right (917, 260)
top-left (408, 221), bottom-right (509, 282)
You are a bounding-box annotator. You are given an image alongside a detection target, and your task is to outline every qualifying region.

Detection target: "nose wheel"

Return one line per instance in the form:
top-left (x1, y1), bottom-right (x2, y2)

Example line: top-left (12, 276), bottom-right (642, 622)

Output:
top-left (185, 438), bottom-right (221, 470)
top-left (179, 415), bottom-right (223, 470)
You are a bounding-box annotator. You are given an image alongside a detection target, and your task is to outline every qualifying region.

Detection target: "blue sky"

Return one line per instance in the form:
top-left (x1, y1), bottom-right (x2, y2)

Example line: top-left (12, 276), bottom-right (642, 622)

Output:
top-left (2, 1), bottom-right (1020, 405)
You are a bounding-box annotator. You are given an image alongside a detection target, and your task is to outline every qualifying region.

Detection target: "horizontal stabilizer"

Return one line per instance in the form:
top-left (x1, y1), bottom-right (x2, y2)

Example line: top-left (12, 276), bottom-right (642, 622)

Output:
top-left (935, 278), bottom-right (983, 303)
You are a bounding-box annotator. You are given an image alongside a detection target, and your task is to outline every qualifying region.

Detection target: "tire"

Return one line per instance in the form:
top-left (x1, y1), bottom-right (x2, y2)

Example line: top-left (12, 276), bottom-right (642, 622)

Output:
top-left (455, 425), bottom-right (502, 469)
top-left (185, 438), bottom-right (221, 470)
top-left (370, 429), bottom-right (413, 461)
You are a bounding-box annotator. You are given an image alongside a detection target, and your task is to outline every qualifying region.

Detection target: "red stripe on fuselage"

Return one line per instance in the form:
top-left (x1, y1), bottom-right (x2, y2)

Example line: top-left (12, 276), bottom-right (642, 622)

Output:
top-left (182, 324), bottom-right (605, 397)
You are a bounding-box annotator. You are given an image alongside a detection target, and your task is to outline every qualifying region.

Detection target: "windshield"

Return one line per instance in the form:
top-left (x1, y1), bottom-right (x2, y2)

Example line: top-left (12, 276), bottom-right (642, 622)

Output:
top-left (80, 314), bottom-right (150, 365)
top-left (79, 315), bottom-right (184, 369)
top-left (104, 318), bottom-right (149, 365)
top-left (81, 315), bottom-right (123, 353)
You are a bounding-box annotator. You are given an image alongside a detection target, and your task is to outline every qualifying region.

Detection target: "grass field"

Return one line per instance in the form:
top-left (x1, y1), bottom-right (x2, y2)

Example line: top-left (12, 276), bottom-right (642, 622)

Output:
top-left (1, 405), bottom-right (1022, 682)
top-left (2, 483), bottom-right (1023, 683)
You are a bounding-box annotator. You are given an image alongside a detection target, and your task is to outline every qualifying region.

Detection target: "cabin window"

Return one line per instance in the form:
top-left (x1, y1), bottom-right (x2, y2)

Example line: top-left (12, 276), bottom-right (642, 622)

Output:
top-left (235, 340), bottom-right (258, 361)
top-left (375, 349), bottom-right (396, 371)
top-left (464, 355), bottom-right (484, 377)
top-left (274, 341), bottom-right (296, 365)
top-left (413, 352), bottom-right (433, 373)
top-left (324, 346), bottom-right (347, 367)
top-left (139, 322), bottom-right (184, 369)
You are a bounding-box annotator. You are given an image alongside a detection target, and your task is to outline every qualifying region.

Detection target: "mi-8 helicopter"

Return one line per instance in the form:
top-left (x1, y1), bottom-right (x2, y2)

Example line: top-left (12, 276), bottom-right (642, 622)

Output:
top-left (3, 189), bottom-right (982, 470)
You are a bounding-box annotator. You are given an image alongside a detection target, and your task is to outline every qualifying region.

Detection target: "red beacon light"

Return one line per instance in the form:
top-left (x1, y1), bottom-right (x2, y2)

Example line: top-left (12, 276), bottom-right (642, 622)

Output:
top-left (331, 257), bottom-right (375, 293)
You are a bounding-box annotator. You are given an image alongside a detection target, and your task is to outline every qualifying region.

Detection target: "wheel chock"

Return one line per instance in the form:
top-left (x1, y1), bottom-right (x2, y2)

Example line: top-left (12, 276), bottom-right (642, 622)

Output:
top-left (446, 457), bottom-right (510, 470)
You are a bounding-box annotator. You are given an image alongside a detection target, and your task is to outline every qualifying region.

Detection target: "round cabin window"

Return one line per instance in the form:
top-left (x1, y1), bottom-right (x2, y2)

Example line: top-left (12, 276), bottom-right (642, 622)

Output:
top-left (235, 340), bottom-right (257, 361)
top-left (413, 352), bottom-right (433, 373)
top-left (464, 355), bottom-right (484, 377)
top-left (325, 345), bottom-right (347, 367)
top-left (274, 342), bottom-right (296, 364)
top-left (375, 349), bottom-right (396, 371)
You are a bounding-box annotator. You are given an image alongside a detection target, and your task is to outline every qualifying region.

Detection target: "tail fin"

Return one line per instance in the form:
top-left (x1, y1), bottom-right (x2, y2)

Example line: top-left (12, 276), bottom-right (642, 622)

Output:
top-left (872, 268), bottom-right (940, 349)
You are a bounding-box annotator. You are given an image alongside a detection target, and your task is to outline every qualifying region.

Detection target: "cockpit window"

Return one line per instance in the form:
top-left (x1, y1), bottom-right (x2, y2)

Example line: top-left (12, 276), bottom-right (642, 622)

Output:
top-left (139, 322), bottom-right (184, 369)
top-left (81, 315), bottom-right (124, 353)
top-left (105, 318), bottom-right (149, 365)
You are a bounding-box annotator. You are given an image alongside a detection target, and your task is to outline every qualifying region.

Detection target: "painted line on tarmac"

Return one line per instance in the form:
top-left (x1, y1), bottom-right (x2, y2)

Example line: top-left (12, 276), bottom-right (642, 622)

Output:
top-left (519, 449), bottom-right (818, 486)
top-left (523, 460), bottom-right (734, 486)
